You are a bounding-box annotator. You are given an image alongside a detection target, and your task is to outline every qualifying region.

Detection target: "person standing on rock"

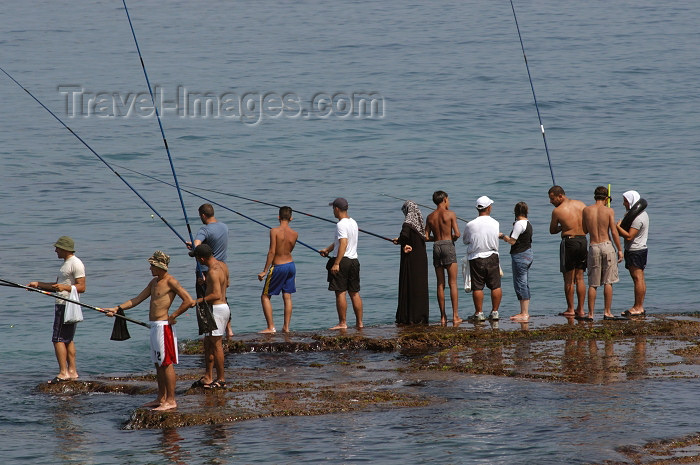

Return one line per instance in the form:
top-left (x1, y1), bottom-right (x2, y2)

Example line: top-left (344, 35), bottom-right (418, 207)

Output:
top-left (107, 251), bottom-right (195, 411)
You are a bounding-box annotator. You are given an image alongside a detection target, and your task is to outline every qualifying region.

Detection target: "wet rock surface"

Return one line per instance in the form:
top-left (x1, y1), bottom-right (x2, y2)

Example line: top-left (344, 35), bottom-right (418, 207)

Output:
top-left (37, 315), bottom-right (700, 434)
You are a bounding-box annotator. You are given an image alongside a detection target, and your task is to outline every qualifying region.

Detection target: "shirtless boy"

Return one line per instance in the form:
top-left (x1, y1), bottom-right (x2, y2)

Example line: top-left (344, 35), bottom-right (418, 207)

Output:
top-left (582, 186), bottom-right (624, 320)
top-left (258, 206), bottom-right (299, 333)
top-left (425, 190), bottom-right (462, 325)
top-left (185, 244), bottom-right (230, 388)
top-left (548, 186), bottom-right (587, 319)
top-left (107, 251), bottom-right (194, 411)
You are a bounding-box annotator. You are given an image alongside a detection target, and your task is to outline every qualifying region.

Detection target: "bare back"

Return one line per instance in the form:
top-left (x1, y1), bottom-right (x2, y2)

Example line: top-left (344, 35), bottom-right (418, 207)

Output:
top-left (205, 259), bottom-right (229, 305)
top-left (550, 198), bottom-right (586, 236)
top-left (426, 208), bottom-right (460, 242)
top-left (582, 203), bottom-right (618, 245)
top-left (271, 222), bottom-right (298, 265)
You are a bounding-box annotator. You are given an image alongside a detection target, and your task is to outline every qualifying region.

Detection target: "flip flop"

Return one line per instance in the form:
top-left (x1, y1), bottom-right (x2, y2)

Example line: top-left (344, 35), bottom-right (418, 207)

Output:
top-left (558, 312), bottom-right (576, 317)
top-left (48, 376), bottom-right (68, 384)
top-left (581, 317), bottom-right (594, 322)
top-left (622, 310), bottom-right (646, 318)
top-left (604, 315), bottom-right (629, 321)
top-left (191, 376), bottom-right (207, 388)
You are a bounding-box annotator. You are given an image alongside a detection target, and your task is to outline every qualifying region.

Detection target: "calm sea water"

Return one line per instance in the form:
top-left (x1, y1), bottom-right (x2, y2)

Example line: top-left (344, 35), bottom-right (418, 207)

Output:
top-left (1, 1), bottom-right (699, 463)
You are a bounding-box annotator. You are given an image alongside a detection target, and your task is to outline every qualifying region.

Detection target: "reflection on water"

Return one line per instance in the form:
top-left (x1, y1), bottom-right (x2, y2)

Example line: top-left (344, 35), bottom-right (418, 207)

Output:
top-left (159, 428), bottom-right (188, 465)
top-left (51, 398), bottom-right (91, 464)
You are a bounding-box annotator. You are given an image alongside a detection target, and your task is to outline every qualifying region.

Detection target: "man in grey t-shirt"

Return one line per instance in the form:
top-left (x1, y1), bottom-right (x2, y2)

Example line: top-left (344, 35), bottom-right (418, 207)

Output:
top-left (616, 190), bottom-right (649, 317)
top-left (187, 203), bottom-right (232, 337)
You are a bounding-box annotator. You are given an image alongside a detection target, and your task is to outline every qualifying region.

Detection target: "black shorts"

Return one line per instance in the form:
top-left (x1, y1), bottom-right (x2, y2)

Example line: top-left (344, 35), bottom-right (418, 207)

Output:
top-left (560, 236), bottom-right (587, 272)
top-left (469, 254), bottom-right (501, 291)
top-left (52, 304), bottom-right (77, 343)
top-left (327, 257), bottom-right (360, 293)
top-left (625, 248), bottom-right (647, 270)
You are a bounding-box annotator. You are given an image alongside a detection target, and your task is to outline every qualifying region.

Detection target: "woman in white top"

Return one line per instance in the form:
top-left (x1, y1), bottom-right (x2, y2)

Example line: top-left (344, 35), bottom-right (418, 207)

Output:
top-left (499, 202), bottom-right (533, 321)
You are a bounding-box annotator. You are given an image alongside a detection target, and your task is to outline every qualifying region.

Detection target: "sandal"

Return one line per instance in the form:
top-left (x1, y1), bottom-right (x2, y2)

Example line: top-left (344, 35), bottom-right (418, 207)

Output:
top-left (191, 376), bottom-right (207, 388)
top-left (203, 379), bottom-right (227, 389)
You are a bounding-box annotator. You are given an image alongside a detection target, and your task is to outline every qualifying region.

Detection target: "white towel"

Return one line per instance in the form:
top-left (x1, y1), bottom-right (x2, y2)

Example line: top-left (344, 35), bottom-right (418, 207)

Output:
top-left (461, 257), bottom-right (472, 293)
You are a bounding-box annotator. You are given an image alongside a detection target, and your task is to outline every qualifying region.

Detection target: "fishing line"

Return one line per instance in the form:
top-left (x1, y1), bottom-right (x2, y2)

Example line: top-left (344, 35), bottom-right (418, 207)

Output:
top-left (509, 0), bottom-right (557, 186)
top-left (0, 278), bottom-right (150, 328)
top-left (0, 66), bottom-right (189, 246)
top-left (121, 0), bottom-right (197, 247)
top-left (110, 162), bottom-right (395, 244)
top-left (378, 193), bottom-right (470, 223)
top-left (110, 162), bottom-right (323, 254)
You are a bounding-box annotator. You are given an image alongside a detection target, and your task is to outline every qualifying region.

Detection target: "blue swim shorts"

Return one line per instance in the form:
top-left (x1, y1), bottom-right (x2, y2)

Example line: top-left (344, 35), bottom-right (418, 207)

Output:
top-left (262, 262), bottom-right (297, 295)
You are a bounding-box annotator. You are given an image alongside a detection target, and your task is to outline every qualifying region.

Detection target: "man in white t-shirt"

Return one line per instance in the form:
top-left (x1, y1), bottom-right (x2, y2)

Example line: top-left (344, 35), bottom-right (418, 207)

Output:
top-left (29, 236), bottom-right (86, 384)
top-left (462, 196), bottom-right (502, 322)
top-left (319, 198), bottom-right (364, 330)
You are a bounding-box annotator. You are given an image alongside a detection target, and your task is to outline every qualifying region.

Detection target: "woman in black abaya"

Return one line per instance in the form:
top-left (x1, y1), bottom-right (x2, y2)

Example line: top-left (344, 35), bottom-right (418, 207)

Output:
top-left (394, 201), bottom-right (429, 324)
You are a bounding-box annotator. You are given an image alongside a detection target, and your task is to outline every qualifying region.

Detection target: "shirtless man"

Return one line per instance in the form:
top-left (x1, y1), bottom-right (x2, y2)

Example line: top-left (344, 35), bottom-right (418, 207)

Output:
top-left (107, 251), bottom-right (194, 411)
top-left (582, 186), bottom-right (624, 320)
top-left (184, 244), bottom-right (230, 388)
top-left (425, 190), bottom-right (462, 326)
top-left (548, 186), bottom-right (587, 319)
top-left (258, 206), bottom-right (299, 333)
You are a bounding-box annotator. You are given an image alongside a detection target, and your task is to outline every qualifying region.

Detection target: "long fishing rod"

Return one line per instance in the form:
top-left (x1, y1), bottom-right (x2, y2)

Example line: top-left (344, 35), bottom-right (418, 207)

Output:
top-left (110, 162), bottom-right (394, 244)
top-left (509, 0), bottom-right (557, 186)
top-left (110, 162), bottom-right (322, 254)
top-left (0, 278), bottom-right (150, 328)
top-left (121, 0), bottom-right (197, 248)
top-left (378, 193), bottom-right (470, 223)
top-left (0, 66), bottom-right (189, 246)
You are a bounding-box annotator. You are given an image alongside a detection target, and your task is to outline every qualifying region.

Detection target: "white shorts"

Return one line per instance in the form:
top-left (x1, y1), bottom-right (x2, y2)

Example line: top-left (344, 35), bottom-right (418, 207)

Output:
top-left (149, 320), bottom-right (178, 366)
top-left (207, 303), bottom-right (230, 337)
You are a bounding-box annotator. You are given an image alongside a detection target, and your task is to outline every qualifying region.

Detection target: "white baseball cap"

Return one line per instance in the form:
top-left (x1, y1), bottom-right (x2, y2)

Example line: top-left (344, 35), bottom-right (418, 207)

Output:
top-left (476, 195), bottom-right (494, 209)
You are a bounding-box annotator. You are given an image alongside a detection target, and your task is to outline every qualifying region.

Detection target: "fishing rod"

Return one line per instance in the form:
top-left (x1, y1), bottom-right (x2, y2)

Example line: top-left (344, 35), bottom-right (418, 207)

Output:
top-left (0, 278), bottom-right (150, 328)
top-left (111, 162), bottom-right (395, 244)
top-left (378, 193), bottom-right (470, 223)
top-left (121, 0), bottom-right (197, 248)
top-left (509, 0), bottom-right (557, 186)
top-left (110, 162), bottom-right (322, 254)
top-left (0, 66), bottom-right (189, 246)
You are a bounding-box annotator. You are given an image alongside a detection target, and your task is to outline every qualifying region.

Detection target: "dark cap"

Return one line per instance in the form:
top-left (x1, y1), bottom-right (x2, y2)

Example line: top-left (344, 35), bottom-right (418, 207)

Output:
top-left (329, 197), bottom-right (348, 210)
top-left (188, 243), bottom-right (213, 258)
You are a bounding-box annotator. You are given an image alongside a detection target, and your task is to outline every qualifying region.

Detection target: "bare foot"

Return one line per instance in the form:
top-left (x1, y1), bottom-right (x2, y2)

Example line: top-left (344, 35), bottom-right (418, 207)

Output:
top-left (141, 399), bottom-right (162, 408)
top-left (330, 324), bottom-right (347, 330)
top-left (259, 328), bottom-right (276, 334)
top-left (440, 317), bottom-right (447, 327)
top-left (355, 324), bottom-right (364, 330)
top-left (453, 317), bottom-right (463, 325)
top-left (510, 314), bottom-right (530, 321)
top-left (152, 401), bottom-right (177, 411)
top-left (558, 311), bottom-right (575, 317)
top-left (282, 327), bottom-right (290, 333)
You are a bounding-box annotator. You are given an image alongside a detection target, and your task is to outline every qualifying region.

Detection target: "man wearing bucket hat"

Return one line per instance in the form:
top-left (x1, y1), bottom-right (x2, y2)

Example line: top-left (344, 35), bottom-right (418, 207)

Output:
top-left (106, 250), bottom-right (195, 411)
top-left (29, 236), bottom-right (86, 384)
top-left (462, 196), bottom-right (502, 322)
